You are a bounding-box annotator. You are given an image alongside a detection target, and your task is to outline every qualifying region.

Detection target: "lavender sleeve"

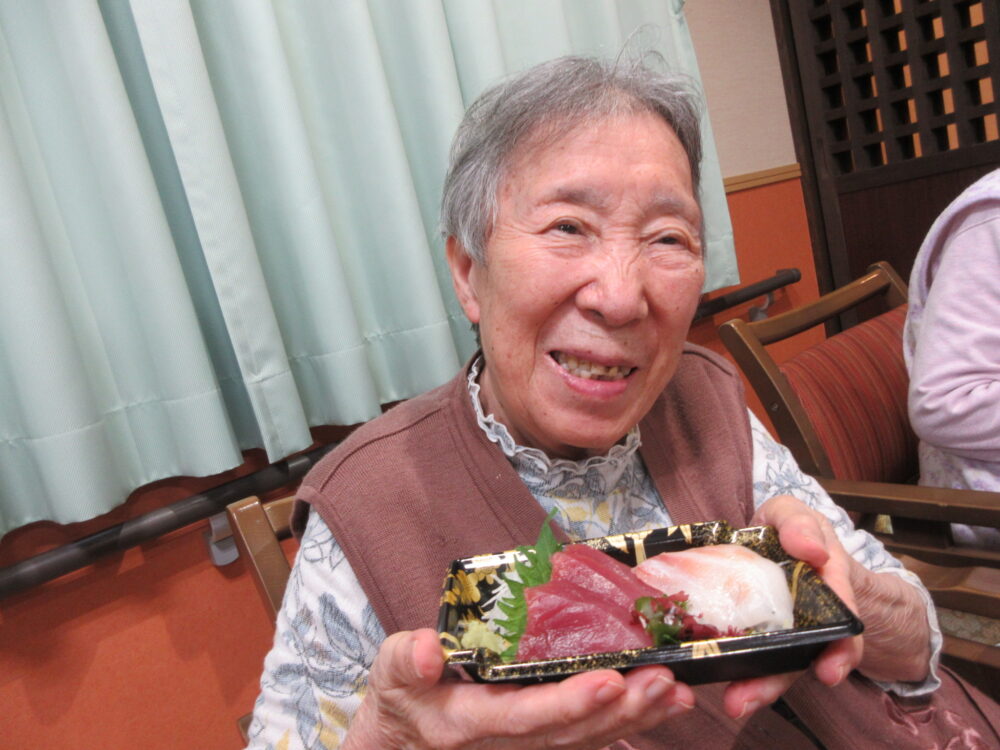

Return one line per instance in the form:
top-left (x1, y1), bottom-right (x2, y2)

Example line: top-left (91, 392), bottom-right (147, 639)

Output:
top-left (907, 203), bottom-right (1000, 462)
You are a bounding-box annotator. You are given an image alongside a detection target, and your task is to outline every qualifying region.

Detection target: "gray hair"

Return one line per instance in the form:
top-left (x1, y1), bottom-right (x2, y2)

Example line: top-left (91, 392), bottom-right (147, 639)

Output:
top-left (440, 55), bottom-right (704, 263)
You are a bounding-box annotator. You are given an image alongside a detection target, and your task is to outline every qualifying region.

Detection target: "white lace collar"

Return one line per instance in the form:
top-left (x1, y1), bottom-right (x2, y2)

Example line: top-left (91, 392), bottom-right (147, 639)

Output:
top-left (465, 355), bottom-right (641, 479)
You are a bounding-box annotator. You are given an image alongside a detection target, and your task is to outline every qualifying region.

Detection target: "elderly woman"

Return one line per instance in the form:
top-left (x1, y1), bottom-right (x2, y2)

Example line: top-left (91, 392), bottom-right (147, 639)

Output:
top-left (247, 57), bottom-right (998, 749)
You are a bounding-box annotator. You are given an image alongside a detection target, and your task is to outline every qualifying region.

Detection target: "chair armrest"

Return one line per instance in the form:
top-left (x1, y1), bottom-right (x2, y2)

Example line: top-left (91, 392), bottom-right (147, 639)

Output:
top-left (817, 478), bottom-right (1000, 528)
top-left (941, 636), bottom-right (1000, 702)
top-left (896, 554), bottom-right (1000, 619)
top-left (227, 496), bottom-right (294, 621)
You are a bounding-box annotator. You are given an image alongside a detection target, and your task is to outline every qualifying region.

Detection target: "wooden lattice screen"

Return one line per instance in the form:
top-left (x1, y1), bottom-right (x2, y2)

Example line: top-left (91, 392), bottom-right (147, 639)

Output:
top-left (807, 0), bottom-right (999, 176)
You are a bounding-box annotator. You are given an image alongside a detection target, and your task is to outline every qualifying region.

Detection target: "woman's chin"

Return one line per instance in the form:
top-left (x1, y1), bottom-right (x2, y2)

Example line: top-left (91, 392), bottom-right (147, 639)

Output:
top-left (539, 423), bottom-right (633, 460)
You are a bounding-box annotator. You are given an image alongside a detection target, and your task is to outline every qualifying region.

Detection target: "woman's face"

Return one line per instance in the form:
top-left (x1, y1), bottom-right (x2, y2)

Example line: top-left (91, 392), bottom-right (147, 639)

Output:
top-left (448, 112), bottom-right (705, 459)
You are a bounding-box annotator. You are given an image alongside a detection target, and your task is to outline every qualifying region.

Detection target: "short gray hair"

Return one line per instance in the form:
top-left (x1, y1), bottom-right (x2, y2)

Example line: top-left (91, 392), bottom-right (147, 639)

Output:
top-left (440, 55), bottom-right (704, 263)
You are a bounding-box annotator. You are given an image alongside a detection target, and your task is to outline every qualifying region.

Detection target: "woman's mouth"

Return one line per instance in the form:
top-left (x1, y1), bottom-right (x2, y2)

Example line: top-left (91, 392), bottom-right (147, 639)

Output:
top-left (552, 352), bottom-right (635, 381)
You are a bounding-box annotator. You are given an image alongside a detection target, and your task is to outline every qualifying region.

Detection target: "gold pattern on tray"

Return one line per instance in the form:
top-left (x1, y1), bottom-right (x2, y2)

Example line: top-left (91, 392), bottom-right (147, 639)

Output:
top-left (600, 533), bottom-right (631, 555)
top-left (633, 534), bottom-right (649, 563)
top-left (439, 632), bottom-right (462, 654)
top-left (686, 640), bottom-right (723, 659)
top-left (679, 524), bottom-right (693, 545)
top-left (790, 560), bottom-right (808, 603)
top-left (632, 529), bottom-right (654, 562)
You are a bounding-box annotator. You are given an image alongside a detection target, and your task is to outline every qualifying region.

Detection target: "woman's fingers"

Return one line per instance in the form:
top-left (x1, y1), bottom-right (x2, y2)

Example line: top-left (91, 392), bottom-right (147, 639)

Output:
top-left (754, 496), bottom-right (858, 611)
top-left (459, 668), bottom-right (631, 740)
top-left (723, 672), bottom-right (800, 719)
top-left (523, 666), bottom-right (695, 748)
top-left (364, 632), bottom-right (696, 750)
top-left (370, 629), bottom-right (443, 692)
top-left (811, 628), bottom-right (863, 686)
top-left (753, 495), bottom-right (829, 569)
top-left (459, 666), bottom-right (676, 742)
top-left (411, 628), bottom-right (448, 684)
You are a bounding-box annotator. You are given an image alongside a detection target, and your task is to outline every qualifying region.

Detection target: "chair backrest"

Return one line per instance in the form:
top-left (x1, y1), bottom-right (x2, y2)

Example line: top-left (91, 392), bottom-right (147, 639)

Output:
top-left (719, 261), bottom-right (915, 483)
top-left (779, 305), bottom-right (917, 483)
top-left (226, 494), bottom-right (296, 622)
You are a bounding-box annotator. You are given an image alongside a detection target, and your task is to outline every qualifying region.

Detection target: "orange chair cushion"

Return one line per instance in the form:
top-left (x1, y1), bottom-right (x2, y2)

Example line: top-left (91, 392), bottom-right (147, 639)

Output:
top-left (779, 306), bottom-right (918, 483)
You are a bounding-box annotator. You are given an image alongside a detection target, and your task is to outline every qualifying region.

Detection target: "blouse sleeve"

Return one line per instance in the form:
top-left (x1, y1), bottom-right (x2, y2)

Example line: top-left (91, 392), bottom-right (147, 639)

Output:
top-left (748, 410), bottom-right (943, 696)
top-left (245, 508), bottom-right (382, 750)
top-left (908, 205), bottom-right (1000, 462)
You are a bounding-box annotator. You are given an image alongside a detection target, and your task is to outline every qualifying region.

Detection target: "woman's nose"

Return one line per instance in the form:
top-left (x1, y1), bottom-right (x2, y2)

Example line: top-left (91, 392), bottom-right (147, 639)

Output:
top-left (575, 255), bottom-right (649, 327)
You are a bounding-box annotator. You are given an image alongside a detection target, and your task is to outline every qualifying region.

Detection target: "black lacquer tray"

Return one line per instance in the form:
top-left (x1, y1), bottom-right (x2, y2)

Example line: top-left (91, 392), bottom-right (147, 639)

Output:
top-left (436, 521), bottom-right (863, 685)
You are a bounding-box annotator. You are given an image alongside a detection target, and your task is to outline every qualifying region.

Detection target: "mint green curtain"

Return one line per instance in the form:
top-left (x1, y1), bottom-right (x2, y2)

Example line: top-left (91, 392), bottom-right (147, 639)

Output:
top-left (0, 0), bottom-right (736, 536)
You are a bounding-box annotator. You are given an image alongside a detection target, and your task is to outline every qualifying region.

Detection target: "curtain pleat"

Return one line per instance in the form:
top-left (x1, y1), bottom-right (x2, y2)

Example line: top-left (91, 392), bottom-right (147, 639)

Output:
top-left (0, 0), bottom-right (736, 536)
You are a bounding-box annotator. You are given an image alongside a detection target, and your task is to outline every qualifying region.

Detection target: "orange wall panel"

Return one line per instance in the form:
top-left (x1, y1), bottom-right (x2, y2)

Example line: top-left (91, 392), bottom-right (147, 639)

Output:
top-left (0, 458), bottom-right (287, 750)
top-left (689, 178), bottom-right (824, 430)
top-left (1, 529), bottom-right (272, 749)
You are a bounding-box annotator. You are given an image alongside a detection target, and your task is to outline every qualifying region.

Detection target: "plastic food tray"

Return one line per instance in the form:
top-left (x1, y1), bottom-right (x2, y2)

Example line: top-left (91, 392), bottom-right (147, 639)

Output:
top-left (436, 521), bottom-right (863, 685)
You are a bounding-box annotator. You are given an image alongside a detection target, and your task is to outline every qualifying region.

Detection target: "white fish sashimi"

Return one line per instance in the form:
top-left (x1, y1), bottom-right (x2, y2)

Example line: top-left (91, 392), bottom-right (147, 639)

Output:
top-left (633, 544), bottom-right (795, 633)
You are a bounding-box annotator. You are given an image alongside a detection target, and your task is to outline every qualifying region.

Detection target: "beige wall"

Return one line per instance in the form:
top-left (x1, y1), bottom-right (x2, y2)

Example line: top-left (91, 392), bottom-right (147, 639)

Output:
top-left (685, 0), bottom-right (798, 178)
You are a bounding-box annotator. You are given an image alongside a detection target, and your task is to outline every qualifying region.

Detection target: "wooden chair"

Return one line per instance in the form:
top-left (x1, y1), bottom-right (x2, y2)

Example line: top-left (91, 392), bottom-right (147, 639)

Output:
top-left (226, 494), bottom-right (298, 741)
top-left (228, 494), bottom-right (297, 622)
top-left (901, 553), bottom-right (1000, 701)
top-left (719, 261), bottom-right (1000, 568)
top-left (718, 261), bottom-right (1000, 698)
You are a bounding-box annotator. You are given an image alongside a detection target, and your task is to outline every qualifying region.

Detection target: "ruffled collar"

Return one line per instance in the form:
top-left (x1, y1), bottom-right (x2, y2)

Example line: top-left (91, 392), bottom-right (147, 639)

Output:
top-left (465, 355), bottom-right (641, 481)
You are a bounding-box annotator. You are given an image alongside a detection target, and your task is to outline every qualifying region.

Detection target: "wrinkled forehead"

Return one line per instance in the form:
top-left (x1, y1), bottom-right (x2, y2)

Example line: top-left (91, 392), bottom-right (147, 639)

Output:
top-left (503, 111), bottom-right (695, 189)
top-left (497, 112), bottom-right (701, 221)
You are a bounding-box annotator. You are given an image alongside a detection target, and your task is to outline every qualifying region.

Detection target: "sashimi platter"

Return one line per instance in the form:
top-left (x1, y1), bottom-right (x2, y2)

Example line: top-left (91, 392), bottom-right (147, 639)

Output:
top-left (437, 520), bottom-right (863, 684)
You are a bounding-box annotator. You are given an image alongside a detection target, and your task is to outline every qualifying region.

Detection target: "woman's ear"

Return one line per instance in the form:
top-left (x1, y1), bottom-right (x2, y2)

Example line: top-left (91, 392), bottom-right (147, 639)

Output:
top-left (446, 236), bottom-right (481, 324)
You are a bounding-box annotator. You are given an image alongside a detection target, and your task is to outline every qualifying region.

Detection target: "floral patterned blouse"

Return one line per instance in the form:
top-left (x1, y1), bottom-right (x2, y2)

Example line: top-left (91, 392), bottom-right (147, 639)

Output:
top-left (245, 358), bottom-right (942, 750)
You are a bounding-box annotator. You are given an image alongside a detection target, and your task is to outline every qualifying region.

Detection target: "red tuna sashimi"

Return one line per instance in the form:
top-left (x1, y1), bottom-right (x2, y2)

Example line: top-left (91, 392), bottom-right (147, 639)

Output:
top-left (517, 579), bottom-right (653, 661)
top-left (549, 544), bottom-right (662, 612)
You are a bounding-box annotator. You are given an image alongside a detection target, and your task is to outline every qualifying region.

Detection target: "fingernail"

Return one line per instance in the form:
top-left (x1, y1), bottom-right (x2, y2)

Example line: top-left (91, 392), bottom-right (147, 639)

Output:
top-left (411, 636), bottom-right (427, 680)
top-left (595, 680), bottom-right (625, 704)
top-left (666, 699), bottom-right (694, 718)
top-left (645, 674), bottom-right (673, 700)
top-left (835, 663), bottom-right (850, 685)
top-left (738, 699), bottom-right (761, 719)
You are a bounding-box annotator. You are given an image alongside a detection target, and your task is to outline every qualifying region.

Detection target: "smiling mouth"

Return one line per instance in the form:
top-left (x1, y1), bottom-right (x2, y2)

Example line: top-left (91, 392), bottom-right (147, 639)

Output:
top-left (552, 352), bottom-right (636, 381)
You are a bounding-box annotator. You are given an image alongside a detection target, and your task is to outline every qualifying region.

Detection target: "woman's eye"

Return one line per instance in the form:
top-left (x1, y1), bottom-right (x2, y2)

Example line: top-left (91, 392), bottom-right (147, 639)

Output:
top-left (555, 223), bottom-right (580, 235)
top-left (655, 234), bottom-right (683, 245)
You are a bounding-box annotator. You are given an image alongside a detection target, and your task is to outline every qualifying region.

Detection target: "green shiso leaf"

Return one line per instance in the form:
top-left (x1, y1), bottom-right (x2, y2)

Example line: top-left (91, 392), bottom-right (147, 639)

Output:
top-left (494, 509), bottom-right (562, 661)
top-left (634, 596), bottom-right (683, 646)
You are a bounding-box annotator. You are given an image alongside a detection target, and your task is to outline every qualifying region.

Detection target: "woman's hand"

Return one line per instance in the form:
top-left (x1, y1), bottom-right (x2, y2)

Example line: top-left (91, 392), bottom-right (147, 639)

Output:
top-left (343, 628), bottom-right (695, 750)
top-left (721, 495), bottom-right (862, 718)
top-left (722, 495), bottom-right (930, 719)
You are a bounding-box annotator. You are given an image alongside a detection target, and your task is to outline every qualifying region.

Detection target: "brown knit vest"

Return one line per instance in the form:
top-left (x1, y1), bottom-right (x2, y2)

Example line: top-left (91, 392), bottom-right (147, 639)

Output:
top-left (297, 345), bottom-right (999, 749)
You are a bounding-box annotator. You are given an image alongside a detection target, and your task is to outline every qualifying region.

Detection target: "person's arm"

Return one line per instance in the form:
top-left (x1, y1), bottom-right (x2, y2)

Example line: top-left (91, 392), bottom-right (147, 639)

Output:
top-left (846, 547), bottom-right (933, 682)
top-left (726, 412), bottom-right (941, 716)
top-left (722, 490), bottom-right (935, 719)
top-left (247, 509), bottom-right (383, 749)
top-left (755, 496), bottom-right (931, 682)
top-left (909, 206), bottom-right (1000, 461)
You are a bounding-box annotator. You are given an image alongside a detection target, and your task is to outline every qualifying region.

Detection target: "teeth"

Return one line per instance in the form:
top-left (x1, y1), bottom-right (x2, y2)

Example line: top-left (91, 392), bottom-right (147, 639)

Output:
top-left (554, 352), bottom-right (633, 381)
